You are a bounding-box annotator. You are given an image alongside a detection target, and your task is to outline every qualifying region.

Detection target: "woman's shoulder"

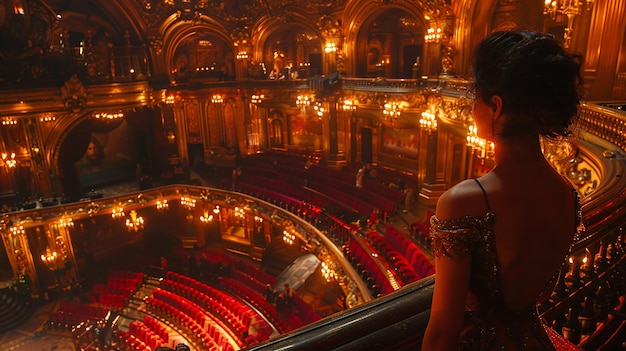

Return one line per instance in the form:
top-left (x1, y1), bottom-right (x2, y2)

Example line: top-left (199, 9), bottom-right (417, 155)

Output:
top-left (436, 179), bottom-right (488, 220)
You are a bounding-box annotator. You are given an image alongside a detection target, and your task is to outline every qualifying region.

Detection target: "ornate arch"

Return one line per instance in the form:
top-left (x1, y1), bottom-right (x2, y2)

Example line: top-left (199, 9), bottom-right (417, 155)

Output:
top-left (251, 12), bottom-right (324, 64)
top-left (342, 0), bottom-right (431, 76)
top-left (159, 18), bottom-right (234, 80)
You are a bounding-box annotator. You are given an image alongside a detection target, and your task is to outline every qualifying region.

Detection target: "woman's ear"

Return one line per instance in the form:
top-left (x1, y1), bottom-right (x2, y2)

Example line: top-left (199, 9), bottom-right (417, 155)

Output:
top-left (490, 95), bottom-right (503, 118)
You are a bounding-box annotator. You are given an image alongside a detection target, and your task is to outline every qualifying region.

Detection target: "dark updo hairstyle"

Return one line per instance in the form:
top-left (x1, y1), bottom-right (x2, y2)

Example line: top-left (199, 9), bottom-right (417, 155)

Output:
top-left (472, 30), bottom-right (583, 139)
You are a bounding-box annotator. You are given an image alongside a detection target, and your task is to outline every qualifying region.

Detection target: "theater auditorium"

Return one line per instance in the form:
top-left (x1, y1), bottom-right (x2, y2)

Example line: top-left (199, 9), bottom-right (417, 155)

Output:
top-left (0, 0), bottom-right (624, 350)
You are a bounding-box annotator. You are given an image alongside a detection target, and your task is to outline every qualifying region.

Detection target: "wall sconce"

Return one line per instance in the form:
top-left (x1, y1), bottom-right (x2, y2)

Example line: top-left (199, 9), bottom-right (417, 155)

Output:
top-left (424, 27), bottom-right (442, 43)
top-left (156, 199), bottom-right (169, 211)
top-left (111, 206), bottom-right (125, 219)
top-left (236, 51), bottom-right (249, 60)
top-left (234, 206), bottom-right (245, 218)
top-left (40, 113), bottom-right (56, 122)
top-left (296, 94), bottom-right (313, 108)
top-left (41, 248), bottom-right (58, 271)
top-left (283, 230), bottom-right (296, 245)
top-left (419, 110), bottom-right (438, 133)
top-left (58, 215), bottom-right (74, 228)
top-left (313, 103), bottom-right (325, 119)
top-left (1, 118), bottom-right (17, 126)
top-left (211, 94), bottom-right (224, 104)
top-left (466, 124), bottom-right (495, 159)
top-left (543, 0), bottom-right (594, 48)
top-left (160, 90), bottom-right (175, 105)
top-left (1, 153), bottom-right (17, 169)
top-left (251, 94), bottom-right (265, 104)
top-left (180, 196), bottom-right (196, 209)
top-left (383, 101), bottom-right (401, 121)
top-left (342, 99), bottom-right (357, 112)
top-left (324, 42), bottom-right (337, 53)
top-left (10, 225), bottom-right (25, 236)
top-left (321, 261), bottom-right (337, 282)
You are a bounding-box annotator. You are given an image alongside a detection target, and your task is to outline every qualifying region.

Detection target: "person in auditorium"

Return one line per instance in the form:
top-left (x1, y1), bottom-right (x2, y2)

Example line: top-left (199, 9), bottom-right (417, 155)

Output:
top-left (423, 30), bottom-right (584, 350)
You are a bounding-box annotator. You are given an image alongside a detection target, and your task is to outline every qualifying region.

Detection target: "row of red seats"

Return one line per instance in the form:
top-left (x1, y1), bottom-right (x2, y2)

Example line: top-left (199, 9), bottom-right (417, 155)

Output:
top-left (165, 272), bottom-right (259, 332)
top-left (127, 319), bottom-right (168, 350)
top-left (307, 164), bottom-right (399, 215)
top-left (236, 182), bottom-right (326, 222)
top-left (219, 277), bottom-right (291, 334)
top-left (92, 291), bottom-right (127, 309)
top-left (237, 172), bottom-right (330, 213)
top-left (385, 224), bottom-right (435, 277)
top-left (146, 289), bottom-right (236, 351)
top-left (142, 315), bottom-right (170, 345)
top-left (198, 249), bottom-right (278, 294)
top-left (344, 239), bottom-right (394, 296)
top-left (307, 181), bottom-right (376, 217)
top-left (160, 278), bottom-right (250, 337)
top-left (231, 270), bottom-right (267, 296)
top-left (91, 270), bottom-right (145, 308)
top-left (342, 163), bottom-right (413, 203)
top-left (114, 329), bottom-right (154, 351)
top-left (367, 231), bottom-right (423, 284)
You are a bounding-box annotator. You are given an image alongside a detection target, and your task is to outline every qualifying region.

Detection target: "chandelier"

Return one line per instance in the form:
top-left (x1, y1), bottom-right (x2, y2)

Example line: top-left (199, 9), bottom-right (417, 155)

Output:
top-left (199, 210), bottom-right (214, 223)
top-left (125, 210), bottom-right (144, 232)
top-left (466, 124), bottom-right (495, 159)
top-left (543, 0), bottom-right (595, 48)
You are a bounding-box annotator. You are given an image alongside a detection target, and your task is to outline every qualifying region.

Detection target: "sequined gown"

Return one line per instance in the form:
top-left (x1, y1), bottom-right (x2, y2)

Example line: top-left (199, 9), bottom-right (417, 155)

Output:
top-left (429, 180), bottom-right (582, 351)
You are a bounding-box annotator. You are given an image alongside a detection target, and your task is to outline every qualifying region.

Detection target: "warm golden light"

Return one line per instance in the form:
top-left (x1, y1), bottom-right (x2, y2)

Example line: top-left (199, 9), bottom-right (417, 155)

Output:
top-left (383, 102), bottom-right (401, 120)
top-left (125, 210), bottom-right (144, 232)
top-left (211, 94), bottom-right (224, 104)
top-left (424, 27), bottom-right (442, 43)
top-left (419, 110), bottom-right (438, 133)
top-left (180, 196), bottom-right (196, 209)
top-left (93, 111), bottom-right (124, 120)
top-left (466, 124), bottom-right (495, 160)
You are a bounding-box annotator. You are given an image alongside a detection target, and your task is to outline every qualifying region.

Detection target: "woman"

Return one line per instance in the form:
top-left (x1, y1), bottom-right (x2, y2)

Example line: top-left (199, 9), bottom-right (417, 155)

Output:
top-left (423, 31), bottom-right (584, 350)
